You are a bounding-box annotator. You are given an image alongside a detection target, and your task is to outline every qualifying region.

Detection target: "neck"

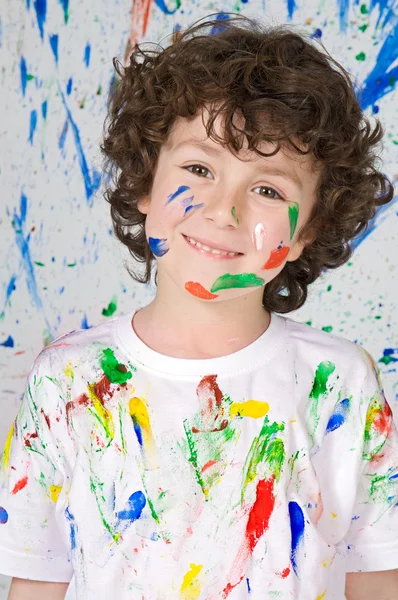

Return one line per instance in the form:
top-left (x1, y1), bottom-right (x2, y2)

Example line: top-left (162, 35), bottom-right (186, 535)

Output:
top-left (132, 273), bottom-right (270, 359)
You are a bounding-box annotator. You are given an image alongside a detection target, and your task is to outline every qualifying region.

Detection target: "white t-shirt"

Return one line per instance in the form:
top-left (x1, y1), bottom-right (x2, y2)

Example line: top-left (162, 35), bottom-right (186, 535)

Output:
top-left (0, 310), bottom-right (397, 600)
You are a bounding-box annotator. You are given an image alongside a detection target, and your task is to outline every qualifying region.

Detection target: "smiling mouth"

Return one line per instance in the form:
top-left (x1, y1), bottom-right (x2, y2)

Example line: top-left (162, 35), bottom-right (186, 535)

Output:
top-left (183, 235), bottom-right (242, 258)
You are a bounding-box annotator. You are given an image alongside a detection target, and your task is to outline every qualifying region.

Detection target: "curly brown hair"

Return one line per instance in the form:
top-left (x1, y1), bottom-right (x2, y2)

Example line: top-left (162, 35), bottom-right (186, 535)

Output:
top-left (100, 14), bottom-right (394, 313)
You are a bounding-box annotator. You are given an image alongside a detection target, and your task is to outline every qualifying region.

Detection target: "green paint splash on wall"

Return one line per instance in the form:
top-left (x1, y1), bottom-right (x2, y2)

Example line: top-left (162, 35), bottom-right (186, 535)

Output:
top-left (210, 273), bottom-right (265, 293)
top-left (356, 51), bottom-right (366, 61)
top-left (100, 348), bottom-right (133, 385)
top-left (102, 297), bottom-right (117, 317)
top-left (288, 202), bottom-right (299, 240)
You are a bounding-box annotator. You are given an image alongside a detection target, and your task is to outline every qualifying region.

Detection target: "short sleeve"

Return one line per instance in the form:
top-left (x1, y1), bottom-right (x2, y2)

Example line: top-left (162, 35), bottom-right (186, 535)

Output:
top-left (344, 350), bottom-right (398, 572)
top-left (0, 347), bottom-right (74, 582)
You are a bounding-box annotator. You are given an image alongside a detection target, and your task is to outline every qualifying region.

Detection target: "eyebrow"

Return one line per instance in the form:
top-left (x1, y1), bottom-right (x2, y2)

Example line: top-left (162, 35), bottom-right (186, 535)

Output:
top-left (168, 139), bottom-right (304, 190)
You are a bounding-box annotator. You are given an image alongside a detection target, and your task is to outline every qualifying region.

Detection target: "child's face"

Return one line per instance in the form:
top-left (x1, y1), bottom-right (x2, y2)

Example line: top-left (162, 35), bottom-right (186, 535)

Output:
top-left (138, 111), bottom-right (320, 303)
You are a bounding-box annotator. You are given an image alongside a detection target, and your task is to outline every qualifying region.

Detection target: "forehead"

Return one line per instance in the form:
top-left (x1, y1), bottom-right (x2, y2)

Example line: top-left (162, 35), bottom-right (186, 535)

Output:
top-left (164, 111), bottom-right (318, 177)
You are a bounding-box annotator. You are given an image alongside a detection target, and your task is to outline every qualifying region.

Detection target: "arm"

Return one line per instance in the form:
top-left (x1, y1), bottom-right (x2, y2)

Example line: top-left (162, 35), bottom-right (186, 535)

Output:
top-left (346, 570), bottom-right (398, 600)
top-left (8, 578), bottom-right (69, 600)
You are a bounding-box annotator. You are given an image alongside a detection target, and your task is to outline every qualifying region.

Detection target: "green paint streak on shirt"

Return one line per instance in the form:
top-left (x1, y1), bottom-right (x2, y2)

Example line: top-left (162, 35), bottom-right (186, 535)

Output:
top-left (90, 476), bottom-right (120, 543)
top-left (100, 348), bottom-right (133, 385)
top-left (118, 403), bottom-right (127, 455)
top-left (210, 273), bottom-right (265, 293)
top-left (183, 419), bottom-right (206, 496)
top-left (241, 416), bottom-right (285, 502)
top-left (308, 361), bottom-right (336, 438)
top-left (288, 202), bottom-right (299, 240)
top-left (102, 298), bottom-right (117, 317)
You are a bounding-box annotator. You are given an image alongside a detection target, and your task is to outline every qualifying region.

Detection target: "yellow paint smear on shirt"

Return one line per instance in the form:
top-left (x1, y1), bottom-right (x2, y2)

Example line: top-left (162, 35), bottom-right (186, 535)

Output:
top-left (87, 384), bottom-right (115, 441)
top-left (65, 362), bottom-right (74, 380)
top-left (49, 485), bottom-right (62, 503)
top-left (130, 396), bottom-right (159, 469)
top-left (316, 591), bottom-right (326, 600)
top-left (1, 422), bottom-right (15, 472)
top-left (180, 564), bottom-right (203, 599)
top-left (230, 400), bottom-right (269, 419)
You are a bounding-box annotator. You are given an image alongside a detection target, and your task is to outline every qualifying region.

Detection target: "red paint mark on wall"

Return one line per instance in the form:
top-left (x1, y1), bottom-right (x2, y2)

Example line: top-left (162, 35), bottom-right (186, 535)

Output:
top-left (11, 476), bottom-right (28, 495)
top-left (246, 476), bottom-right (276, 552)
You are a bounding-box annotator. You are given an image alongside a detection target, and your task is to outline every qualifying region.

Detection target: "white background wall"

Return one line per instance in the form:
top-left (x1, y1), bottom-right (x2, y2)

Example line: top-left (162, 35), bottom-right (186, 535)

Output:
top-left (0, 0), bottom-right (397, 593)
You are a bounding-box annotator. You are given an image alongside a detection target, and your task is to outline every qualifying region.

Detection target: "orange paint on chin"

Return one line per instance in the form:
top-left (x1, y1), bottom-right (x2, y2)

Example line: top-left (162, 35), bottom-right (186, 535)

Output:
top-left (262, 246), bottom-right (290, 270)
top-left (185, 281), bottom-right (219, 299)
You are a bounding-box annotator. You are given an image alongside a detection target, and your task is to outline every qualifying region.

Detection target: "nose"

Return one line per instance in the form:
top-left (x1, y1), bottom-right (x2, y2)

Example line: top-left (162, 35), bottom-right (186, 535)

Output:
top-left (201, 187), bottom-right (241, 230)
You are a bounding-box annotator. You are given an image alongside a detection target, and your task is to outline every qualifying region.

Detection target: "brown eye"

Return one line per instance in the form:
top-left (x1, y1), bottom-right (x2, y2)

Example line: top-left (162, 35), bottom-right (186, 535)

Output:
top-left (186, 165), bottom-right (211, 178)
top-left (254, 186), bottom-right (283, 200)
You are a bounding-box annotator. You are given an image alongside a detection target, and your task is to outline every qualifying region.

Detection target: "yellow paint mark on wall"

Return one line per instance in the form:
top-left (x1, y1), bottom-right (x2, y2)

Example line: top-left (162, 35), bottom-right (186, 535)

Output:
top-left (49, 485), bottom-right (62, 503)
top-left (180, 563), bottom-right (203, 599)
top-left (1, 422), bottom-right (15, 472)
top-left (331, 512), bottom-right (337, 518)
top-left (230, 400), bottom-right (269, 419)
top-left (316, 591), bottom-right (326, 600)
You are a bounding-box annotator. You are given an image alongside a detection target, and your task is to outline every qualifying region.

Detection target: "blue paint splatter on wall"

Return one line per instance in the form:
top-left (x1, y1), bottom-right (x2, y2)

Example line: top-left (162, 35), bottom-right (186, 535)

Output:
top-left (117, 491), bottom-right (146, 521)
top-left (1, 275), bottom-right (17, 316)
top-left (351, 196), bottom-right (397, 251)
top-left (84, 43), bottom-right (91, 67)
top-left (154, 0), bottom-right (181, 15)
top-left (49, 34), bottom-right (59, 64)
top-left (33, 0), bottom-right (47, 41)
top-left (0, 507), bottom-right (9, 525)
top-left (59, 0), bottom-right (69, 24)
top-left (1, 336), bottom-right (14, 348)
top-left (41, 100), bottom-right (48, 120)
top-left (29, 110), bottom-right (38, 145)
top-left (288, 501), bottom-right (305, 576)
top-left (287, 0), bottom-right (297, 20)
top-left (66, 77), bottom-right (73, 95)
top-left (211, 12), bottom-right (230, 35)
top-left (326, 397), bottom-right (350, 433)
top-left (20, 56), bottom-right (27, 96)
top-left (58, 88), bottom-right (101, 205)
top-left (148, 237), bottom-right (170, 257)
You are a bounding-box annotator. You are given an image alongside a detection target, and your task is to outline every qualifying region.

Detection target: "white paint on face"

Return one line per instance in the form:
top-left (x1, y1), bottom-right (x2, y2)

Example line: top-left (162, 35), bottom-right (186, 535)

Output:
top-left (253, 223), bottom-right (266, 251)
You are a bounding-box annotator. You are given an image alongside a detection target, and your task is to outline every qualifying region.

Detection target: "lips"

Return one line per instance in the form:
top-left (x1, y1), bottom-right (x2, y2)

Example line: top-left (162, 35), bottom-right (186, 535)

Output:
top-left (183, 234), bottom-right (242, 258)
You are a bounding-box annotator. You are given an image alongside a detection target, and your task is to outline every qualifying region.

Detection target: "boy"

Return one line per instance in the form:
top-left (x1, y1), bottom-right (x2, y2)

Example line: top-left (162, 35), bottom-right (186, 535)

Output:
top-left (1, 14), bottom-right (398, 600)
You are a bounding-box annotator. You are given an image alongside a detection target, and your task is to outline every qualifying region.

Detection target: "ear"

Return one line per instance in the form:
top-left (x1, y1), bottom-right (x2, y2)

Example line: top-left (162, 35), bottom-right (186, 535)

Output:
top-left (137, 195), bottom-right (151, 215)
top-left (286, 228), bottom-right (316, 263)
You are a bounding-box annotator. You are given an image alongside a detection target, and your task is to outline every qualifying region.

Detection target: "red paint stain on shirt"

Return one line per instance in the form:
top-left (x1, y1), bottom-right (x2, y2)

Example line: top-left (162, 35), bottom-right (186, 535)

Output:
top-left (246, 476), bottom-right (276, 552)
top-left (11, 475), bottom-right (28, 495)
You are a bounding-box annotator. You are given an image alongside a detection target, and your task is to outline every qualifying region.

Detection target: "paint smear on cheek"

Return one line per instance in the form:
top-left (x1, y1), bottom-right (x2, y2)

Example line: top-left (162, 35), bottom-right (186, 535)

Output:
top-left (288, 202), bottom-right (299, 240)
top-left (252, 223), bottom-right (265, 251)
top-left (148, 237), bottom-right (169, 257)
top-left (262, 244), bottom-right (290, 270)
top-left (166, 185), bottom-right (191, 204)
top-left (185, 281), bottom-right (219, 299)
top-left (210, 273), bottom-right (265, 293)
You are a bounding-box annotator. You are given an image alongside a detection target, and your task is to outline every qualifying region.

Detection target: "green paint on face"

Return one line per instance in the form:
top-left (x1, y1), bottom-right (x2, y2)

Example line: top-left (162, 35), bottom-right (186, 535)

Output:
top-left (210, 273), bottom-right (265, 293)
top-left (100, 348), bottom-right (134, 385)
top-left (241, 416), bottom-right (285, 502)
top-left (231, 206), bottom-right (239, 225)
top-left (288, 202), bottom-right (299, 240)
top-left (308, 361), bottom-right (336, 439)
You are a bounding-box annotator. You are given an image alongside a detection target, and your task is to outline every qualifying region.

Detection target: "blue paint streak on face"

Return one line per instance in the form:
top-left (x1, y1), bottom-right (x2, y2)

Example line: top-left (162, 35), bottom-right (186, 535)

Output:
top-left (184, 203), bottom-right (205, 216)
top-left (287, 0), bottom-right (297, 20)
top-left (33, 0), bottom-right (46, 40)
top-left (1, 336), bottom-right (14, 348)
top-left (351, 196), bottom-right (397, 251)
top-left (84, 43), bottom-right (91, 68)
top-left (41, 101), bottom-right (47, 120)
top-left (66, 77), bottom-right (73, 95)
top-left (49, 34), bottom-right (58, 64)
top-left (65, 506), bottom-right (77, 549)
top-left (211, 12), bottom-right (230, 35)
top-left (167, 185), bottom-right (190, 204)
top-left (58, 88), bottom-right (101, 205)
top-left (154, 0), bottom-right (180, 15)
top-left (117, 491), bottom-right (146, 521)
top-left (29, 110), bottom-right (38, 145)
top-left (0, 506), bottom-right (8, 524)
top-left (326, 397), bottom-right (350, 434)
top-left (20, 56), bottom-right (27, 96)
top-left (288, 501), bottom-right (305, 576)
top-left (359, 20), bottom-right (398, 109)
top-left (148, 237), bottom-right (169, 257)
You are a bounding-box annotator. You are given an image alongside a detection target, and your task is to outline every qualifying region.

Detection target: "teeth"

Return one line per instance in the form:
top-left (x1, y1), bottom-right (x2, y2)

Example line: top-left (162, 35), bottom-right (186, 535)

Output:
top-left (187, 237), bottom-right (239, 256)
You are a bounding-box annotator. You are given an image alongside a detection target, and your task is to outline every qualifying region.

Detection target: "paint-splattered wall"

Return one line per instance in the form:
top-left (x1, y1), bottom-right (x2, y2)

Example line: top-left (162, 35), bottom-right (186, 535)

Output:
top-left (1, 0), bottom-right (397, 456)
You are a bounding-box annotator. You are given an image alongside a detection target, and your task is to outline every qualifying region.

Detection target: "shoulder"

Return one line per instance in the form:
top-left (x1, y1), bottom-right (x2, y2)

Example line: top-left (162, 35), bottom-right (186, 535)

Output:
top-left (279, 314), bottom-right (376, 385)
